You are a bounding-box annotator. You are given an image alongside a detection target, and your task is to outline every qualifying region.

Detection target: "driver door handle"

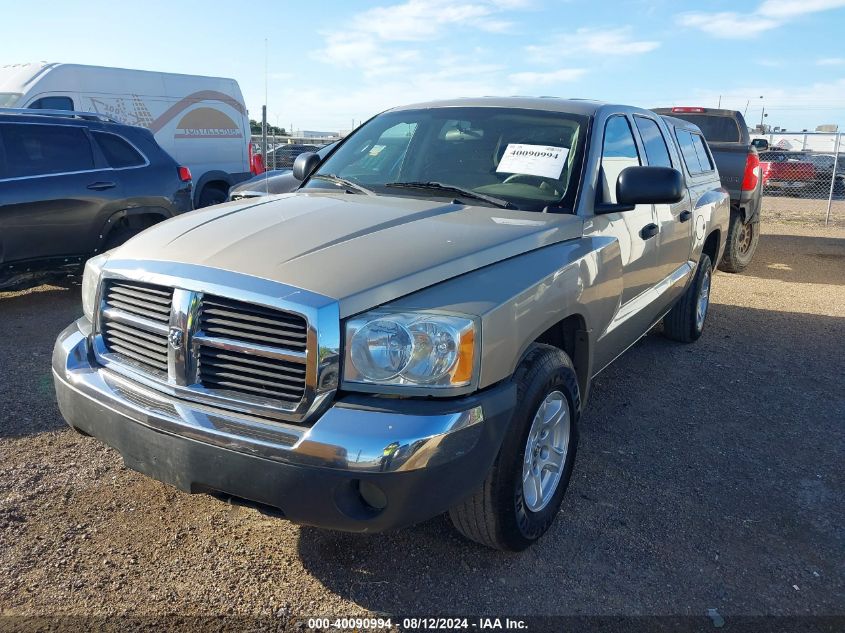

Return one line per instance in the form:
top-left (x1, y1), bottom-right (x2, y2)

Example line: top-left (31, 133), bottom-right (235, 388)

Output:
top-left (87, 181), bottom-right (116, 191)
top-left (679, 210), bottom-right (692, 223)
top-left (640, 223), bottom-right (659, 240)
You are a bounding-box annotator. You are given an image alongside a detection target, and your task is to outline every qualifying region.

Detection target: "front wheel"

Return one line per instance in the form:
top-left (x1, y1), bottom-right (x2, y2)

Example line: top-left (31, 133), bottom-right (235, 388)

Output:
top-left (448, 344), bottom-right (580, 551)
top-left (718, 211), bottom-right (759, 273)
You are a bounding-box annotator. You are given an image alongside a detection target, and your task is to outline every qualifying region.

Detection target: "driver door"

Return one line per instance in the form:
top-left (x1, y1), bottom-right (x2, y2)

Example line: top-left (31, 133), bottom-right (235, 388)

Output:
top-left (586, 114), bottom-right (666, 371)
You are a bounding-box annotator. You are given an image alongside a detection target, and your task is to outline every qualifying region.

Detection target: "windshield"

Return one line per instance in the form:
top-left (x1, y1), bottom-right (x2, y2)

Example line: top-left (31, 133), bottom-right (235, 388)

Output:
top-left (303, 107), bottom-right (587, 211)
top-left (0, 92), bottom-right (21, 107)
top-left (668, 114), bottom-right (741, 143)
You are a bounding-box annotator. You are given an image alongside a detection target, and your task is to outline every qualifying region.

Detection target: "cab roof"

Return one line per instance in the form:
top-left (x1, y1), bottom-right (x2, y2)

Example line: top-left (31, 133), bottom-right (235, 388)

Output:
top-left (388, 96), bottom-right (609, 116)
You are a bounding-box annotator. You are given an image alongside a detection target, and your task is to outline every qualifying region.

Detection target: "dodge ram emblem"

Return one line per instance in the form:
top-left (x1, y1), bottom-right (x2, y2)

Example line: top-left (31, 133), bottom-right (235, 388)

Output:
top-left (167, 327), bottom-right (184, 350)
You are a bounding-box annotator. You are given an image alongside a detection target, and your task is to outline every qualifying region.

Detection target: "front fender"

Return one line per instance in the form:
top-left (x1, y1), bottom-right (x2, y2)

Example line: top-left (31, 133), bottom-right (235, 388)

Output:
top-left (385, 236), bottom-right (624, 391)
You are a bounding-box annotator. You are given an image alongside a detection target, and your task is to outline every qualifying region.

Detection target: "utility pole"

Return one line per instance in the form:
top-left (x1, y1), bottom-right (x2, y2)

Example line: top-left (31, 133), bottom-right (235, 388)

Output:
top-left (261, 105), bottom-right (268, 169)
top-left (826, 133), bottom-right (841, 226)
top-left (262, 38), bottom-right (268, 166)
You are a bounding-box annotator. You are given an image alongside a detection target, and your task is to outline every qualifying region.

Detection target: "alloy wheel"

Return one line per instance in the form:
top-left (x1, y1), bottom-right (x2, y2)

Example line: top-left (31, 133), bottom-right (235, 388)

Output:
top-left (522, 390), bottom-right (571, 512)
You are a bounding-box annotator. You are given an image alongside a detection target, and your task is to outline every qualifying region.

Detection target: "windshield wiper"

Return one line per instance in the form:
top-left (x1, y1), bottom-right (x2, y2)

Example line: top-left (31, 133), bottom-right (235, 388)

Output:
top-left (311, 173), bottom-right (373, 195)
top-left (384, 181), bottom-right (514, 209)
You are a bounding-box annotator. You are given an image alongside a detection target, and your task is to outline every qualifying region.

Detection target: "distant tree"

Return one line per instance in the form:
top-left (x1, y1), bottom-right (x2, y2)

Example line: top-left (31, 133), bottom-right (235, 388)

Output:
top-left (249, 119), bottom-right (287, 136)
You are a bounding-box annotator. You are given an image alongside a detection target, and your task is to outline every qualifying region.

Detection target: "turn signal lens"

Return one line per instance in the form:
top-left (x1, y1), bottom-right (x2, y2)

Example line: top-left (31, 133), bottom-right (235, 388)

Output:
top-left (451, 327), bottom-right (475, 385)
top-left (81, 253), bottom-right (109, 323)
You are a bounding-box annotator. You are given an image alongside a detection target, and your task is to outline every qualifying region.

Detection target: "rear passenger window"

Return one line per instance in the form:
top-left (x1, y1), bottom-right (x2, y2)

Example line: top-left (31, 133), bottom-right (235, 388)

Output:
top-left (93, 132), bottom-right (145, 168)
top-left (599, 116), bottom-right (640, 204)
top-left (675, 129), bottom-right (703, 174)
top-left (634, 117), bottom-right (673, 168)
top-left (690, 133), bottom-right (714, 172)
top-left (0, 123), bottom-right (94, 178)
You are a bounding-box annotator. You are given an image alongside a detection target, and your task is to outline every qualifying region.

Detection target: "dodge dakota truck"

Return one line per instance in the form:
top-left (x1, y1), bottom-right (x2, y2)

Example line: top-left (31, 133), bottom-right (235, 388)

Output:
top-left (652, 107), bottom-right (762, 273)
top-left (53, 98), bottom-right (728, 551)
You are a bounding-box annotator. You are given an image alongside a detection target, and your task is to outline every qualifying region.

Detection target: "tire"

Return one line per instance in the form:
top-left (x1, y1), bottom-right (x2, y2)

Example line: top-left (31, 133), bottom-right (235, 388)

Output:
top-left (448, 344), bottom-right (580, 551)
top-left (102, 222), bottom-right (137, 251)
top-left (197, 184), bottom-right (228, 208)
top-left (718, 210), bottom-right (759, 273)
top-left (663, 253), bottom-right (713, 343)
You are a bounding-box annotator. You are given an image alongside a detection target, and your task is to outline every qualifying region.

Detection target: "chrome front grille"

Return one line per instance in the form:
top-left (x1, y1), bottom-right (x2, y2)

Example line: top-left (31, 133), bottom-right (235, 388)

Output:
top-left (198, 347), bottom-right (306, 404)
top-left (94, 273), bottom-right (329, 424)
top-left (104, 281), bottom-right (172, 321)
top-left (199, 295), bottom-right (308, 353)
top-left (100, 281), bottom-right (172, 374)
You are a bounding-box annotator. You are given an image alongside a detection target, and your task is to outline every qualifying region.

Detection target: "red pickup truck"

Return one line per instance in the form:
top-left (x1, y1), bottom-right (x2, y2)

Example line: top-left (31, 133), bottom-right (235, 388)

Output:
top-left (759, 151), bottom-right (816, 194)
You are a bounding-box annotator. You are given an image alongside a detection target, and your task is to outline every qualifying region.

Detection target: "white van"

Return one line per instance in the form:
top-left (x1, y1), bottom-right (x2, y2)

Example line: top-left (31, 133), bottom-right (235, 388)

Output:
top-left (0, 62), bottom-right (255, 206)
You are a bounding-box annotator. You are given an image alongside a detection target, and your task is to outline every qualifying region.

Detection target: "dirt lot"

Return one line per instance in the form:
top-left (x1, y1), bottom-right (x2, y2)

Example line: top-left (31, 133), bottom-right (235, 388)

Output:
top-left (1, 220), bottom-right (843, 627)
top-left (762, 194), bottom-right (845, 227)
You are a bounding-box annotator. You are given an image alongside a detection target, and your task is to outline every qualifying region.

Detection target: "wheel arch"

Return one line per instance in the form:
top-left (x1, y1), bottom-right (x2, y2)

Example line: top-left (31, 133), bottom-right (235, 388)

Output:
top-left (531, 314), bottom-right (590, 408)
top-left (702, 228), bottom-right (722, 269)
top-left (95, 207), bottom-right (173, 254)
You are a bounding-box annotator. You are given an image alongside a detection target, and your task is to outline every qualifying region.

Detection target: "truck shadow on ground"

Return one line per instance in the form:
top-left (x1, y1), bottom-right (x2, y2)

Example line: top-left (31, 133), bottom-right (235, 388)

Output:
top-left (295, 304), bottom-right (845, 616)
top-left (744, 233), bottom-right (845, 285)
top-left (0, 286), bottom-right (81, 438)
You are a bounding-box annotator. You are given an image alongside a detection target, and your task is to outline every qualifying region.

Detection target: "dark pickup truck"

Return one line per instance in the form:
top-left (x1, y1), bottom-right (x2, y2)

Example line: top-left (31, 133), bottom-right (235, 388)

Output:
top-left (652, 107), bottom-right (762, 272)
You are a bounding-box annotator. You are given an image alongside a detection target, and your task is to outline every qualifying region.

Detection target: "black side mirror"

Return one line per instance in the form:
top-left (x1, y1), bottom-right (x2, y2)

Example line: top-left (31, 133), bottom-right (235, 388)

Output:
top-left (293, 152), bottom-right (321, 181)
top-left (616, 166), bottom-right (685, 206)
top-left (751, 138), bottom-right (769, 152)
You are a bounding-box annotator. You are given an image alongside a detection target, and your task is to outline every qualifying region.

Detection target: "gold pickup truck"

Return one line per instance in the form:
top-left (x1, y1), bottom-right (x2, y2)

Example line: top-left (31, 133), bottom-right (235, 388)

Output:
top-left (53, 98), bottom-right (728, 550)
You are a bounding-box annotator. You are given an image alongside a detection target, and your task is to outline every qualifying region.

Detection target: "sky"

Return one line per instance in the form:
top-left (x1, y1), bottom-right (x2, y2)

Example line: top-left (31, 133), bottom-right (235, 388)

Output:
top-left (2, 0), bottom-right (845, 132)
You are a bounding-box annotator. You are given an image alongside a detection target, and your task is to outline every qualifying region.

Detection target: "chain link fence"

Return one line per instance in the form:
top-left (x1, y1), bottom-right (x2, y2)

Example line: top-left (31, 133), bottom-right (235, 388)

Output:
top-left (249, 134), bottom-right (337, 171)
top-left (757, 133), bottom-right (844, 227)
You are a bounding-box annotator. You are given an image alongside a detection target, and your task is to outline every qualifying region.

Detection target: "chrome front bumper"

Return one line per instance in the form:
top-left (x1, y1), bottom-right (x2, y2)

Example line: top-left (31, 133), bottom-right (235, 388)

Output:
top-left (52, 319), bottom-right (515, 531)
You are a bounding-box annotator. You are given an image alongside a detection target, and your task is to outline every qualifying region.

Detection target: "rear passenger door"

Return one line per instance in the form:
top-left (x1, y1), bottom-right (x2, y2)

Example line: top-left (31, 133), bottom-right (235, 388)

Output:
top-left (673, 127), bottom-right (721, 265)
top-left (633, 115), bottom-right (692, 297)
top-left (0, 122), bottom-right (121, 265)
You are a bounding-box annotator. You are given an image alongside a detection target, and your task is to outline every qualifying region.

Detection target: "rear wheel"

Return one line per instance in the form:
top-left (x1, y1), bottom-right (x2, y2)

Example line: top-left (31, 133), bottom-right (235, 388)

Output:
top-left (101, 215), bottom-right (163, 251)
top-left (448, 344), bottom-right (579, 551)
top-left (102, 220), bottom-right (140, 251)
top-left (663, 253), bottom-right (712, 343)
top-left (197, 184), bottom-right (228, 208)
top-left (718, 210), bottom-right (759, 273)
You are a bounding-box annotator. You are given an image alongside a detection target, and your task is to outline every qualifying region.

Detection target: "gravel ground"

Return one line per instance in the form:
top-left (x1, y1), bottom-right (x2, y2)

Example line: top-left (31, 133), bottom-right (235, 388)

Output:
top-left (1, 220), bottom-right (843, 628)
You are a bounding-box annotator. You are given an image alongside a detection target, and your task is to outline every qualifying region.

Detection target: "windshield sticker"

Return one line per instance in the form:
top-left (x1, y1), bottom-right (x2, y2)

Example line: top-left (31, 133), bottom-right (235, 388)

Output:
top-left (496, 144), bottom-right (569, 180)
top-left (369, 144), bottom-right (386, 156)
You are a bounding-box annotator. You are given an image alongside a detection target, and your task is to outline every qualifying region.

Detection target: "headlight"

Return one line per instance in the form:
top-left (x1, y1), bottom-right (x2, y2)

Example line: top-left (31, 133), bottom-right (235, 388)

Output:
top-left (81, 253), bottom-right (109, 322)
top-left (344, 311), bottom-right (477, 390)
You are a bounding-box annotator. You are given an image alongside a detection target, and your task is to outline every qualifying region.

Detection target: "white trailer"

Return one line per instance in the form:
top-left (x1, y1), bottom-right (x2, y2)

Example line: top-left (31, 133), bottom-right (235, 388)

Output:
top-left (0, 62), bottom-right (254, 206)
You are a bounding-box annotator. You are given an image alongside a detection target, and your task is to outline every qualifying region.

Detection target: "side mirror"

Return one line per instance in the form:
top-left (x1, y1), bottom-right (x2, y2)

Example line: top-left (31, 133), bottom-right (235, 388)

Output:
top-left (751, 138), bottom-right (769, 152)
top-left (293, 152), bottom-right (321, 181)
top-left (616, 166), bottom-right (685, 206)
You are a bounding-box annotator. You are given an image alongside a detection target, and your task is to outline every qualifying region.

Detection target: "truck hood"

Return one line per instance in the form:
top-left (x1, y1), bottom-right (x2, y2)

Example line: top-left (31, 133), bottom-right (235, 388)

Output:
top-left (115, 192), bottom-right (583, 317)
